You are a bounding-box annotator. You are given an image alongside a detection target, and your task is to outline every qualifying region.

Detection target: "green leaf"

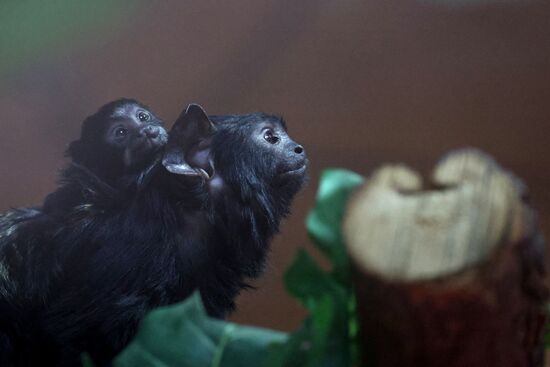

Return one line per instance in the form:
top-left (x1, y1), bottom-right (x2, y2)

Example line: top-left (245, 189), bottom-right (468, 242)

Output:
top-left (284, 249), bottom-right (346, 306)
top-left (264, 296), bottom-right (349, 367)
top-left (269, 169), bottom-right (365, 367)
top-left (306, 169), bottom-right (364, 279)
top-left (219, 324), bottom-right (287, 366)
top-left (306, 296), bottom-right (347, 367)
top-left (113, 292), bottom-right (287, 367)
top-left (270, 248), bottom-right (355, 367)
top-left (263, 325), bottom-right (311, 367)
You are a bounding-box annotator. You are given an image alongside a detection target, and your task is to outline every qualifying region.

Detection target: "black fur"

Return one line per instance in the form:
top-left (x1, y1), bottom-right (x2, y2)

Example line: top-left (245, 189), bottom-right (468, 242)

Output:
top-left (43, 98), bottom-right (167, 216)
top-left (0, 98), bottom-right (168, 366)
top-left (0, 104), bottom-right (307, 366)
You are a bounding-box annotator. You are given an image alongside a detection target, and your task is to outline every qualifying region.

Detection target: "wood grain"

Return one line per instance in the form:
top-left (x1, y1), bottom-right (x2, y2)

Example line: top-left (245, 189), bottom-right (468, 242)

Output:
top-left (345, 149), bottom-right (548, 367)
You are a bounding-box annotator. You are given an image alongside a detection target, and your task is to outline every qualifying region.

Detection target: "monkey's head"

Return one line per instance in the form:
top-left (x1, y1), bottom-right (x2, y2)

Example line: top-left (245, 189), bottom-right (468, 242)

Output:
top-left (162, 104), bottom-right (307, 204)
top-left (67, 99), bottom-right (168, 181)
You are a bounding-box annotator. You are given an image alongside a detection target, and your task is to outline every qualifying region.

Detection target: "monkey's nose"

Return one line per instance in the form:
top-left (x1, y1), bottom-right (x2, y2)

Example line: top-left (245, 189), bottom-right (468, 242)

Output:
top-left (141, 125), bottom-right (160, 139)
top-left (294, 145), bottom-right (304, 155)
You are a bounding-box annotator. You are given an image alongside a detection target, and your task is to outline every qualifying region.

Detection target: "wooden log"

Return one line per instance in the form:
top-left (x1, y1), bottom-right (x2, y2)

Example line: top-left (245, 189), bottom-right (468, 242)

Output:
top-left (343, 149), bottom-right (549, 367)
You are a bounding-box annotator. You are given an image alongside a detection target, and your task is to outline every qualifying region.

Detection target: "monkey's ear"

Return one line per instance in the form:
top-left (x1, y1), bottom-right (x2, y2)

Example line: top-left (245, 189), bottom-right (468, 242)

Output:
top-left (162, 104), bottom-right (216, 178)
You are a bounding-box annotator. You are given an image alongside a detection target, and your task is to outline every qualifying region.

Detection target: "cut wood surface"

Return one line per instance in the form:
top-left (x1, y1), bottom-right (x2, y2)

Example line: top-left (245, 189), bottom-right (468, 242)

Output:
top-left (344, 149), bottom-right (548, 367)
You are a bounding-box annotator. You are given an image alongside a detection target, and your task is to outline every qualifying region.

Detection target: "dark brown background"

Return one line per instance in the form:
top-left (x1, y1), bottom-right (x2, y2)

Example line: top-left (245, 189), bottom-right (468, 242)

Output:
top-left (1, 0), bottom-right (549, 332)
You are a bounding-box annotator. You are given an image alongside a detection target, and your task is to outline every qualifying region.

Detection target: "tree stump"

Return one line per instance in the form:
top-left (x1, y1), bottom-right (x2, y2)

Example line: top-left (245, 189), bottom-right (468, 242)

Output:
top-left (343, 149), bottom-right (549, 367)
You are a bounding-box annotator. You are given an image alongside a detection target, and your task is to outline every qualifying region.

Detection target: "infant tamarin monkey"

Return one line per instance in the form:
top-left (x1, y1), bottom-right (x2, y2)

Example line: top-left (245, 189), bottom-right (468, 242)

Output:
top-left (43, 98), bottom-right (168, 214)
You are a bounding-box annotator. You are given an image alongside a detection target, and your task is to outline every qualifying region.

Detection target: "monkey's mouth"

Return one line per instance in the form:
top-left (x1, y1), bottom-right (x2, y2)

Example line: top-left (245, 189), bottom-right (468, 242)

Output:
top-left (281, 162), bottom-right (308, 176)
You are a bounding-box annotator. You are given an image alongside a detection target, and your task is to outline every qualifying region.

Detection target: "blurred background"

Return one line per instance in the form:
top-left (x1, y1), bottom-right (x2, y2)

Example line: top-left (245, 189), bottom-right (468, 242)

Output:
top-left (1, 0), bottom-right (549, 332)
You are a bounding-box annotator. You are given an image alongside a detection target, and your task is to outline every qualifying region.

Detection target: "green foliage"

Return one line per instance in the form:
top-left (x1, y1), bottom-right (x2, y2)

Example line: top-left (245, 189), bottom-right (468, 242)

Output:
top-left (306, 169), bottom-right (365, 282)
top-left (104, 168), bottom-right (365, 367)
top-left (113, 293), bottom-right (287, 367)
top-left (267, 169), bottom-right (365, 367)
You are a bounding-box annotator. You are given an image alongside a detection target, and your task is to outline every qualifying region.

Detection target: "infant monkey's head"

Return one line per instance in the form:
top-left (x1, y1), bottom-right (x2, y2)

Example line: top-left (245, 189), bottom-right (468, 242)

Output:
top-left (68, 99), bottom-right (168, 181)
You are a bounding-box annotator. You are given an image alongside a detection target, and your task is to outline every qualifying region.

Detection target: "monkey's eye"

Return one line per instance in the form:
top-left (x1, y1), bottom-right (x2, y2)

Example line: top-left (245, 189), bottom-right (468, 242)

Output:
top-left (264, 129), bottom-right (279, 144)
top-left (114, 127), bottom-right (128, 138)
top-left (137, 111), bottom-right (151, 122)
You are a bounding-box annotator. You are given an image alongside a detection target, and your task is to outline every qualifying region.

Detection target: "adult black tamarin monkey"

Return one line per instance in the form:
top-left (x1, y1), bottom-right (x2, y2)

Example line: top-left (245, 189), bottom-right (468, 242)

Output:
top-left (0, 104), bottom-right (307, 366)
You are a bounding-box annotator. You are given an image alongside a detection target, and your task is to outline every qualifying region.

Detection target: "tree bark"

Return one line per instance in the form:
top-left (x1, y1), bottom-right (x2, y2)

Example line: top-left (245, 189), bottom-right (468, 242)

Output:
top-left (343, 149), bottom-right (549, 367)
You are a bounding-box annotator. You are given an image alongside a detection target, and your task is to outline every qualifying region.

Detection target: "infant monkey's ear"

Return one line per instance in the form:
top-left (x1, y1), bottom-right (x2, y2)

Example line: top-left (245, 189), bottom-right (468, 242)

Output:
top-left (68, 98), bottom-right (168, 181)
top-left (163, 104), bottom-right (216, 179)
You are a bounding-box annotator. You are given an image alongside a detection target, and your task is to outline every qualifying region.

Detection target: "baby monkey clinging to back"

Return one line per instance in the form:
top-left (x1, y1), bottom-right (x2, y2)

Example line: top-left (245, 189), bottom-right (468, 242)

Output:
top-left (68, 98), bottom-right (167, 180)
top-left (43, 98), bottom-right (168, 214)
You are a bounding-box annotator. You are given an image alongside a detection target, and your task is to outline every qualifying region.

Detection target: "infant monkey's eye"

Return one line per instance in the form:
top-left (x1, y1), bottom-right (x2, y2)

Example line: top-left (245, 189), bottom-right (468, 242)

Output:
top-left (137, 111), bottom-right (151, 122)
top-left (115, 127), bottom-right (128, 138)
top-left (263, 129), bottom-right (279, 144)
